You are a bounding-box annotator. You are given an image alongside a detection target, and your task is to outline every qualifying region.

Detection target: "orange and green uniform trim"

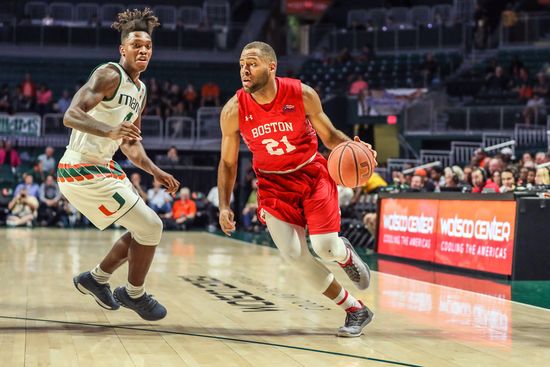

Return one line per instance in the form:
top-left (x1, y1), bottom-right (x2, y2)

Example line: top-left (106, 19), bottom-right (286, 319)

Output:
top-left (57, 161), bottom-right (126, 183)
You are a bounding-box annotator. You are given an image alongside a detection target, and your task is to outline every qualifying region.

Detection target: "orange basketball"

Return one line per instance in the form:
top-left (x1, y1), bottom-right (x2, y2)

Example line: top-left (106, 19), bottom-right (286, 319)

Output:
top-left (327, 141), bottom-right (375, 188)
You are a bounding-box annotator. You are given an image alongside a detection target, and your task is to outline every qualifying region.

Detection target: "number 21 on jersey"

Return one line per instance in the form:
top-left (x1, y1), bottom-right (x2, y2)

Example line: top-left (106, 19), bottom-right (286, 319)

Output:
top-left (261, 135), bottom-right (296, 155)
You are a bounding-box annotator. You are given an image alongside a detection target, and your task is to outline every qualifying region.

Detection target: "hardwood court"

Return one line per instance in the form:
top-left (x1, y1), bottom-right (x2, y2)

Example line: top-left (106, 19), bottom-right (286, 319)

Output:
top-left (0, 228), bottom-right (549, 367)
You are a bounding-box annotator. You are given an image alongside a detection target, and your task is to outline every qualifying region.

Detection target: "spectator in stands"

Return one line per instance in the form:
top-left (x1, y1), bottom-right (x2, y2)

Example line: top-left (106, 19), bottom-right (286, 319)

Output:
top-left (513, 68), bottom-right (533, 101)
top-left (38, 175), bottom-right (62, 226)
top-left (27, 160), bottom-right (45, 185)
top-left (12, 85), bottom-right (33, 113)
top-left (54, 90), bottom-right (71, 114)
top-left (172, 187), bottom-right (197, 230)
top-left (485, 66), bottom-right (510, 91)
top-left (500, 169), bottom-right (516, 192)
top-left (242, 179), bottom-right (259, 231)
top-left (443, 167), bottom-right (460, 189)
top-left (471, 148), bottom-right (489, 168)
top-left (157, 146), bottom-right (180, 166)
top-left (20, 73), bottom-right (36, 101)
top-left (338, 185), bottom-right (354, 209)
top-left (0, 84), bottom-right (11, 113)
top-left (473, 4), bottom-right (489, 49)
top-left (147, 179), bottom-right (173, 218)
top-left (349, 75), bottom-right (368, 96)
top-left (6, 188), bottom-right (38, 227)
top-left (0, 140), bottom-right (21, 172)
top-left (522, 152), bottom-right (534, 166)
top-left (486, 157), bottom-right (504, 177)
top-left (144, 82), bottom-right (162, 117)
top-left (523, 92), bottom-right (546, 125)
top-left (350, 172), bottom-right (388, 205)
top-left (533, 72), bottom-right (549, 97)
top-left (15, 173), bottom-right (40, 198)
top-left (200, 81), bottom-right (220, 107)
top-left (36, 84), bottom-right (53, 116)
top-left (430, 166), bottom-right (445, 190)
top-left (410, 174), bottom-right (425, 192)
top-left (492, 170), bottom-right (502, 188)
top-left (518, 166), bottom-right (529, 186)
top-left (501, 4), bottom-right (518, 28)
top-left (472, 168), bottom-right (500, 193)
top-left (419, 53), bottom-right (439, 86)
top-left (509, 55), bottom-right (524, 79)
top-left (183, 83), bottom-right (198, 114)
top-left (37, 146), bottom-right (56, 176)
top-left (501, 147), bottom-right (514, 164)
top-left (463, 165), bottom-right (474, 185)
top-left (535, 151), bottom-right (548, 165)
top-left (205, 185), bottom-right (234, 232)
top-left (526, 167), bottom-right (537, 186)
top-left (357, 87), bottom-right (371, 116)
top-left (535, 167), bottom-right (550, 185)
top-left (130, 172), bottom-right (148, 202)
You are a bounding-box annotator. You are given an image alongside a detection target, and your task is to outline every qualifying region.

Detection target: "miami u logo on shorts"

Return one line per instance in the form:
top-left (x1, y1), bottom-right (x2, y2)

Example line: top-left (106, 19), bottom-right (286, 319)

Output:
top-left (98, 192), bottom-right (126, 216)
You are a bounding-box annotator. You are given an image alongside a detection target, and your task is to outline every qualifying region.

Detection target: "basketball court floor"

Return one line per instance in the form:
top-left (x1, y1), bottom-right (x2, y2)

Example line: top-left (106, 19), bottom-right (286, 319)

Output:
top-left (1, 228), bottom-right (549, 367)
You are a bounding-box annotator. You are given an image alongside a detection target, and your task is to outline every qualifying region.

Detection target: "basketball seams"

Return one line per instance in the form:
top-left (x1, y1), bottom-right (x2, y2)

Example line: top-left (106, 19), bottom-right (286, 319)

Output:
top-left (353, 141), bottom-right (375, 180)
top-left (337, 142), bottom-right (352, 186)
top-left (349, 143), bottom-right (359, 187)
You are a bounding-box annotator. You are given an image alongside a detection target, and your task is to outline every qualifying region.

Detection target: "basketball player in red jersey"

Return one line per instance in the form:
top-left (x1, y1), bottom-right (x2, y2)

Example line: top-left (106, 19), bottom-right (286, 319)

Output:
top-left (218, 41), bottom-right (377, 337)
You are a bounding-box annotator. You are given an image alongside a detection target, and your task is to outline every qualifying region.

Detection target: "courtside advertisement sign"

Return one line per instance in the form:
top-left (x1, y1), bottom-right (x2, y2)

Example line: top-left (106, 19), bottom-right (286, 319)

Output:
top-left (378, 198), bottom-right (516, 275)
top-left (436, 200), bottom-right (516, 275)
top-left (377, 198), bottom-right (438, 261)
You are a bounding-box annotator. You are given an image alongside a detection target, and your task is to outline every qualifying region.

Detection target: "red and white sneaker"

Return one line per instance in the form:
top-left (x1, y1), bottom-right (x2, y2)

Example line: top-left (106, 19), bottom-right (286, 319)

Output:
top-left (338, 237), bottom-right (371, 290)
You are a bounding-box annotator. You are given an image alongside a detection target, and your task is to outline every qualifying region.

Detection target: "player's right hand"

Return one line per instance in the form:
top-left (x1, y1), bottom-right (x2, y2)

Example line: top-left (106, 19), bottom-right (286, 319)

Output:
top-left (108, 122), bottom-right (142, 141)
top-left (219, 208), bottom-right (236, 236)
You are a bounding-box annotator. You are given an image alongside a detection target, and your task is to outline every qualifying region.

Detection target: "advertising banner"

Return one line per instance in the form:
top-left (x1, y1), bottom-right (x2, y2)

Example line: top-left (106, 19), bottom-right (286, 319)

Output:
top-left (377, 197), bottom-right (517, 275)
top-left (377, 198), bottom-right (438, 261)
top-left (0, 114), bottom-right (41, 137)
top-left (435, 200), bottom-right (516, 275)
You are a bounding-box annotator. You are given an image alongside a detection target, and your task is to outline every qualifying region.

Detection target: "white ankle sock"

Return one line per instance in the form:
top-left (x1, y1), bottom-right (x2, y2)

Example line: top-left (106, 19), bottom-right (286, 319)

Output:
top-left (126, 282), bottom-right (145, 299)
top-left (90, 265), bottom-right (111, 284)
top-left (333, 287), bottom-right (362, 312)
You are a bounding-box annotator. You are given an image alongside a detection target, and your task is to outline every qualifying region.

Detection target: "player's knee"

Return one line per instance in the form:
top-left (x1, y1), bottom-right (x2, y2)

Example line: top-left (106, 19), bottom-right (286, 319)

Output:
top-left (310, 233), bottom-right (344, 262)
top-left (126, 205), bottom-right (163, 246)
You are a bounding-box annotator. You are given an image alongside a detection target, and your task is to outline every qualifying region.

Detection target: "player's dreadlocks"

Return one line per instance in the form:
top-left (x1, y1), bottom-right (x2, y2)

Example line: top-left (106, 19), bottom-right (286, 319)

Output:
top-left (111, 8), bottom-right (160, 42)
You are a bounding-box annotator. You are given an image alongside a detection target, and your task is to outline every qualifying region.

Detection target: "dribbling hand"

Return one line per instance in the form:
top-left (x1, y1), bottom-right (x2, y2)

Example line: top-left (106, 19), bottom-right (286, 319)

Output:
top-left (154, 170), bottom-right (180, 194)
top-left (354, 136), bottom-right (378, 167)
top-left (108, 122), bottom-right (142, 141)
top-left (219, 208), bottom-right (236, 236)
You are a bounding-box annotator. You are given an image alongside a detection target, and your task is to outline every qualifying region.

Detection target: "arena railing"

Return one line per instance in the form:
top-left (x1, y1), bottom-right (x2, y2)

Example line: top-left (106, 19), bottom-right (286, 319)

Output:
top-left (499, 13), bottom-right (550, 47)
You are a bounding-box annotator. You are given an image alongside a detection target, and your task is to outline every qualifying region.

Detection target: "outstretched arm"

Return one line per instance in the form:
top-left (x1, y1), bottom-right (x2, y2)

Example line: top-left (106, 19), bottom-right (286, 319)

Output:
top-left (217, 95), bottom-right (241, 236)
top-left (302, 83), bottom-right (378, 163)
top-left (63, 66), bottom-right (142, 141)
top-left (120, 102), bottom-right (180, 194)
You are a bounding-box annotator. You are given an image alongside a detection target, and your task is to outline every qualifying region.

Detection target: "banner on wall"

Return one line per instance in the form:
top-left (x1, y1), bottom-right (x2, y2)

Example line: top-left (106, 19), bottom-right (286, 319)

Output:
top-left (377, 198), bottom-right (517, 275)
top-left (0, 114), bottom-right (41, 137)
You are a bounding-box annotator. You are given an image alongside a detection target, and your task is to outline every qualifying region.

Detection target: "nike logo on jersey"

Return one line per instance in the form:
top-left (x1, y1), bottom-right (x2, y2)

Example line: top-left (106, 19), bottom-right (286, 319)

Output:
top-left (245, 115), bottom-right (253, 121)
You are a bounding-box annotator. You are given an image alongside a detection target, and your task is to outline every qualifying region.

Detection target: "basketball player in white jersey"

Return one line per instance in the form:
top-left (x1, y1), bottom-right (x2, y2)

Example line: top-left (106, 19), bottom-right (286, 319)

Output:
top-left (59, 8), bottom-right (179, 321)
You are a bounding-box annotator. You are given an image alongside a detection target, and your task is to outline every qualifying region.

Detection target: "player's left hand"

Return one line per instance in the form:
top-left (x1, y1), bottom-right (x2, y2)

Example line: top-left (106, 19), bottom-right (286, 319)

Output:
top-left (154, 170), bottom-right (180, 194)
top-left (353, 136), bottom-right (378, 167)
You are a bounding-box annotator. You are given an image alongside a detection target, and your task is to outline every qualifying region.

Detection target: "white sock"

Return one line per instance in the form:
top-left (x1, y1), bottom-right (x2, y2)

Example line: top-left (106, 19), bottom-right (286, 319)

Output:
top-left (337, 245), bottom-right (351, 265)
top-left (126, 282), bottom-right (145, 299)
top-left (333, 287), bottom-right (362, 312)
top-left (90, 265), bottom-right (111, 284)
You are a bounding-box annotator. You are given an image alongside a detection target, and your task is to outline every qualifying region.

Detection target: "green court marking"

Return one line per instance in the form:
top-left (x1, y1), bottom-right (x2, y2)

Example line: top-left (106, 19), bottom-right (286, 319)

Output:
top-left (0, 315), bottom-right (422, 367)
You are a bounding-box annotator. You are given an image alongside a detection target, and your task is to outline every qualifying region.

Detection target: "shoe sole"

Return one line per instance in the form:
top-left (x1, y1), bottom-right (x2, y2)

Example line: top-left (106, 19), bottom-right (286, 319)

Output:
top-left (342, 238), bottom-right (371, 290)
top-left (73, 276), bottom-right (119, 311)
top-left (337, 311), bottom-right (375, 338)
top-left (113, 290), bottom-right (167, 321)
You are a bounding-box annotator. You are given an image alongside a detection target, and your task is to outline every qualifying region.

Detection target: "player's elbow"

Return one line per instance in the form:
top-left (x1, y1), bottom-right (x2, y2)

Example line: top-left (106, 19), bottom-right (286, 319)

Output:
top-left (63, 109), bottom-right (76, 128)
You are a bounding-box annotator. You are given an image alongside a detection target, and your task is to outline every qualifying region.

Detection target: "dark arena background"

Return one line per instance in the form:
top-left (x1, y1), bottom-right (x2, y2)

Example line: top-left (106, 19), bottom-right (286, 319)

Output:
top-left (0, 0), bottom-right (549, 366)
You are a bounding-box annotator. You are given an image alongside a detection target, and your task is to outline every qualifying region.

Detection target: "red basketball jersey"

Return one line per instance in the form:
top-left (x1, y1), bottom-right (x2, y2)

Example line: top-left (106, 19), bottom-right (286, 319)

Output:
top-left (237, 77), bottom-right (318, 173)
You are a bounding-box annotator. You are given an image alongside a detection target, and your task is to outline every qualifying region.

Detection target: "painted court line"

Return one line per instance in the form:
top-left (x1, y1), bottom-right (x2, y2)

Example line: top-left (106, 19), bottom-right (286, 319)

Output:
top-left (0, 315), bottom-right (422, 367)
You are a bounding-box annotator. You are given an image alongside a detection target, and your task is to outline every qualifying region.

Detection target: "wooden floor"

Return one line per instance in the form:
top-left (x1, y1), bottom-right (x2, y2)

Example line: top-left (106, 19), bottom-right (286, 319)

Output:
top-left (0, 228), bottom-right (549, 367)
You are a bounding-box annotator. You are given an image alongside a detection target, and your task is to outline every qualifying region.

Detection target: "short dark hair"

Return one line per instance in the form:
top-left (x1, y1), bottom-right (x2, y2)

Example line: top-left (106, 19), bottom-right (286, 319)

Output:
top-left (242, 41), bottom-right (277, 64)
top-left (112, 8), bottom-right (160, 42)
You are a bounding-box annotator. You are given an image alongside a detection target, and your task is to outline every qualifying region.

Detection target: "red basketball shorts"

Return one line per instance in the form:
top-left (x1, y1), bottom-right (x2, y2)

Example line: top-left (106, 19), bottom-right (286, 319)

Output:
top-left (255, 154), bottom-right (340, 235)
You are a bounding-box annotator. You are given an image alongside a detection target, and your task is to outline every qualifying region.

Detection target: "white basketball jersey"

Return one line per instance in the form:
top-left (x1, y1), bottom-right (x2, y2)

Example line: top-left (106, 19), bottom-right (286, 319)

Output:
top-left (65, 62), bottom-right (147, 163)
